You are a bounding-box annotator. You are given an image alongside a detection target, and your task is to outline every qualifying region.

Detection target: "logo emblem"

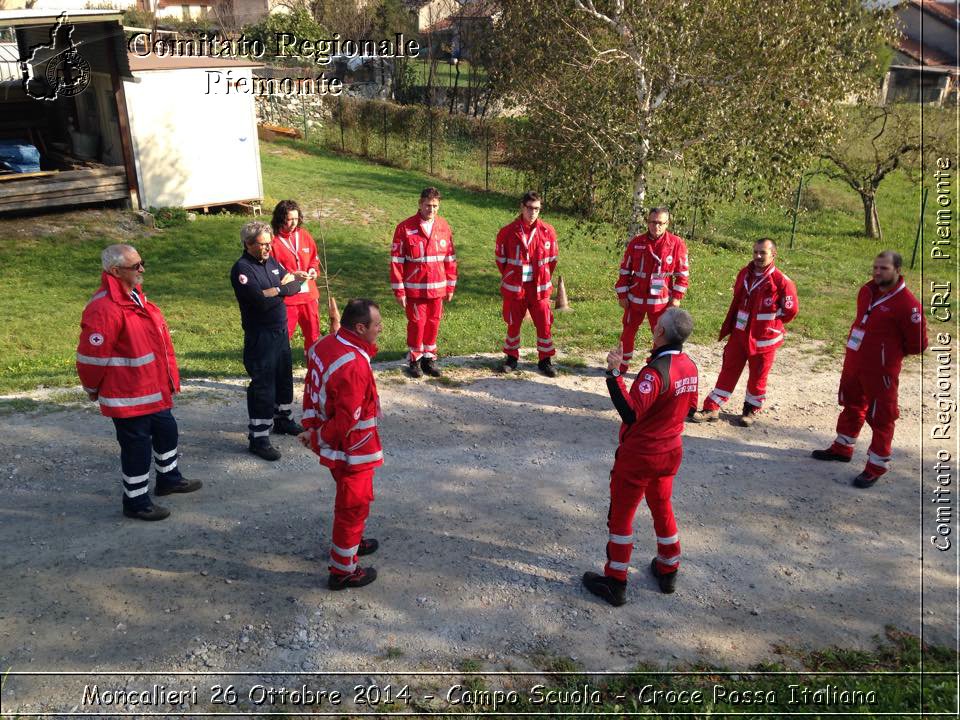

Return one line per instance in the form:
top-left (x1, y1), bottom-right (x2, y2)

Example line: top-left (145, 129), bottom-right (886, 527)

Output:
top-left (665, 255), bottom-right (673, 264)
top-left (20, 13), bottom-right (91, 101)
top-left (763, 297), bottom-right (773, 307)
top-left (544, 241), bottom-right (551, 250)
top-left (785, 297), bottom-right (794, 309)
top-left (637, 380), bottom-right (653, 394)
top-left (89, 332), bottom-right (104, 346)
top-left (911, 310), bottom-right (922, 324)
top-left (238, 274), bottom-right (248, 285)
top-left (439, 239), bottom-right (446, 248)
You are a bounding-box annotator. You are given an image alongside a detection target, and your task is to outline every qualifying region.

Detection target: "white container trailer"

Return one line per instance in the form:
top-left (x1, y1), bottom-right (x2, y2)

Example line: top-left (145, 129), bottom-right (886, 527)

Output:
top-left (123, 56), bottom-right (264, 210)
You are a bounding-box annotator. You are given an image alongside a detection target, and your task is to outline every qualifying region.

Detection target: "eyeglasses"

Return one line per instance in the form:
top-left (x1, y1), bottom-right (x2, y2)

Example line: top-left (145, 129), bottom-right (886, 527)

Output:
top-left (524, 205), bottom-right (542, 212)
top-left (118, 260), bottom-right (145, 271)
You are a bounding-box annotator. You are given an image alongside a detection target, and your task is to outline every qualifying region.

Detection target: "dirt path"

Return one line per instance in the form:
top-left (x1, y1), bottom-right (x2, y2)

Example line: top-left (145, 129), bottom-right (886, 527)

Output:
top-left (0, 341), bottom-right (945, 714)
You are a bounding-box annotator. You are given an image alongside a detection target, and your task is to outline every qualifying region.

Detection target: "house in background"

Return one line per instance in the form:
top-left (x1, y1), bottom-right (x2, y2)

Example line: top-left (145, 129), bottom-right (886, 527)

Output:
top-left (884, 0), bottom-right (958, 104)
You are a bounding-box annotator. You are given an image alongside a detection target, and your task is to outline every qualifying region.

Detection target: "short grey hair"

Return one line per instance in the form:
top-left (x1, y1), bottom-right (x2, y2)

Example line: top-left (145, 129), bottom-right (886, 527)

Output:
top-left (658, 307), bottom-right (694, 344)
top-left (647, 206), bottom-right (671, 218)
top-left (102, 243), bottom-right (136, 271)
top-left (241, 221), bottom-right (272, 246)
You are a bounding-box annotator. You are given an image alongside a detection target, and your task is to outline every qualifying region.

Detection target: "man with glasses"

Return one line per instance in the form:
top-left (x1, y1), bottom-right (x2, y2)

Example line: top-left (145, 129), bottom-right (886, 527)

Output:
top-left (231, 222), bottom-right (304, 461)
top-left (494, 191), bottom-right (560, 377)
top-left (77, 244), bottom-right (201, 521)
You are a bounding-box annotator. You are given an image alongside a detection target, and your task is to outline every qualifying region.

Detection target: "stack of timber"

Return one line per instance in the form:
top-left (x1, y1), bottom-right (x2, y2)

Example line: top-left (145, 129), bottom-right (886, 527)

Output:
top-left (0, 166), bottom-right (128, 213)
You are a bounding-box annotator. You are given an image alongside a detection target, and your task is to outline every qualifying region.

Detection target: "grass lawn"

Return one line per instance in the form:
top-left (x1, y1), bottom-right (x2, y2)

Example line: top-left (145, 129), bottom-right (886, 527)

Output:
top-left (0, 139), bottom-right (945, 393)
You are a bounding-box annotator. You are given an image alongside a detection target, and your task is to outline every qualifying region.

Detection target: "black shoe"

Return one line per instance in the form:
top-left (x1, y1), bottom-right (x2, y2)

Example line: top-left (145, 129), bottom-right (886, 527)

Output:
top-left (737, 403), bottom-right (759, 428)
top-left (811, 448), bottom-right (851, 462)
top-left (420, 357), bottom-right (442, 377)
top-left (249, 440), bottom-right (281, 461)
top-left (328, 566), bottom-right (377, 591)
top-left (498, 355), bottom-right (518, 373)
top-left (272, 416), bottom-right (304, 435)
top-left (123, 504), bottom-right (170, 521)
top-left (358, 538), bottom-right (379, 556)
top-left (581, 571), bottom-right (626, 606)
top-left (853, 471), bottom-right (880, 488)
top-left (650, 558), bottom-right (677, 594)
top-left (155, 478), bottom-right (203, 496)
top-left (537, 358), bottom-right (557, 378)
top-left (407, 360), bottom-right (423, 378)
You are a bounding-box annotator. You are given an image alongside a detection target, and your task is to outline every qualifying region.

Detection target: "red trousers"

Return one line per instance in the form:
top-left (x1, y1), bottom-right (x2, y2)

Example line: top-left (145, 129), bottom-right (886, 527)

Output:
top-left (286, 302), bottom-right (321, 356)
top-left (405, 298), bottom-right (444, 361)
top-left (604, 446), bottom-right (683, 582)
top-left (703, 338), bottom-right (777, 411)
top-left (827, 368), bottom-right (899, 477)
top-left (618, 303), bottom-right (668, 373)
top-left (328, 466), bottom-right (375, 576)
top-left (502, 283), bottom-right (554, 360)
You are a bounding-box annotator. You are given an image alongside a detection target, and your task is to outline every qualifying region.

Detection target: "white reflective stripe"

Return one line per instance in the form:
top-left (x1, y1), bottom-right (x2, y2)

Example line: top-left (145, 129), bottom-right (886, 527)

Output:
top-left (675, 271), bottom-right (689, 277)
top-left (615, 284), bottom-right (630, 292)
top-left (619, 269), bottom-right (631, 275)
top-left (635, 272), bottom-right (648, 278)
top-left (329, 557), bottom-right (357, 573)
top-left (408, 346), bottom-right (423, 353)
top-left (871, 399), bottom-right (878, 417)
top-left (405, 255), bottom-right (448, 262)
top-left (323, 351), bottom-right (356, 384)
top-left (424, 344), bottom-right (437, 350)
top-left (277, 403), bottom-right (292, 411)
top-left (504, 258), bottom-right (524, 266)
top-left (673, 286), bottom-right (687, 294)
top-left (319, 448), bottom-right (384, 465)
top-left (755, 335), bottom-right (783, 348)
top-left (867, 450), bottom-right (891, 467)
top-left (99, 392), bottom-right (163, 407)
top-left (331, 542), bottom-right (360, 557)
top-left (622, 352), bottom-right (633, 359)
top-left (537, 282), bottom-right (552, 292)
top-left (153, 448), bottom-right (178, 461)
top-left (608, 533), bottom-right (633, 544)
top-left (657, 534), bottom-right (679, 545)
top-left (89, 290), bottom-right (107, 302)
top-left (446, 280), bottom-right (457, 286)
top-left (504, 342), bottom-right (521, 350)
top-left (124, 485), bottom-right (150, 498)
top-left (755, 313), bottom-right (777, 321)
top-left (538, 255), bottom-right (557, 266)
top-left (155, 459), bottom-right (178, 473)
top-left (404, 280), bottom-right (448, 290)
top-left (391, 283), bottom-right (404, 290)
top-left (710, 388), bottom-right (732, 399)
top-left (505, 335), bottom-right (521, 342)
top-left (251, 429), bottom-right (271, 437)
top-left (537, 337), bottom-right (552, 343)
top-left (390, 255), bottom-right (404, 262)
top-left (707, 391), bottom-right (728, 405)
top-left (836, 433), bottom-right (856, 446)
top-left (349, 418), bottom-right (378, 432)
top-left (76, 352), bottom-right (156, 367)
top-left (82, 386), bottom-right (98, 394)
top-left (656, 554), bottom-right (680, 566)
top-left (122, 472), bottom-right (150, 484)
top-left (744, 394), bottom-right (764, 408)
top-left (608, 561), bottom-right (630, 571)
top-left (495, 255), bottom-right (507, 263)
top-left (346, 432), bottom-right (372, 452)
top-left (302, 409), bottom-right (317, 419)
top-left (249, 418), bottom-right (273, 425)
top-left (501, 281), bottom-right (521, 292)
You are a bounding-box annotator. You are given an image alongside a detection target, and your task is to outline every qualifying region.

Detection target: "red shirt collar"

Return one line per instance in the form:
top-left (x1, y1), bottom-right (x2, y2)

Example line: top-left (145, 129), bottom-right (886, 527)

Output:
top-left (99, 271), bottom-right (143, 305)
top-left (336, 327), bottom-right (378, 359)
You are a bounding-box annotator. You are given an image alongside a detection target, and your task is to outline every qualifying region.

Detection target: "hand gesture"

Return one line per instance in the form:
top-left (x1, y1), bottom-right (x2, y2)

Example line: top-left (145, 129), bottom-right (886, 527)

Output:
top-left (606, 343), bottom-right (623, 372)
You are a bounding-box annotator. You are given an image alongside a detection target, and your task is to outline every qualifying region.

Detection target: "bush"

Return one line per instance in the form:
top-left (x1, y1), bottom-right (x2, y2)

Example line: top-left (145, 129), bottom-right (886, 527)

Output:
top-left (149, 206), bottom-right (189, 229)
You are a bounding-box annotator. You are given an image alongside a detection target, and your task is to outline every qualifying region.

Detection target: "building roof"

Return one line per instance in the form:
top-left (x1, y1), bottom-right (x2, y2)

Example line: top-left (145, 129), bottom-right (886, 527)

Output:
top-left (908, 0), bottom-right (960, 24)
top-left (897, 35), bottom-right (957, 67)
top-left (0, 8), bottom-right (122, 28)
top-left (156, 0), bottom-right (216, 7)
top-left (422, 0), bottom-right (498, 32)
top-left (127, 53), bottom-right (262, 72)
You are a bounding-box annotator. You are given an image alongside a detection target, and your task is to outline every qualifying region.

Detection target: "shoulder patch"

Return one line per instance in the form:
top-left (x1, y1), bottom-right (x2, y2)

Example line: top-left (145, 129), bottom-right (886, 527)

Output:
top-left (89, 332), bottom-right (104, 346)
top-left (238, 274), bottom-right (248, 285)
top-left (911, 309), bottom-right (922, 324)
top-left (637, 380), bottom-right (653, 394)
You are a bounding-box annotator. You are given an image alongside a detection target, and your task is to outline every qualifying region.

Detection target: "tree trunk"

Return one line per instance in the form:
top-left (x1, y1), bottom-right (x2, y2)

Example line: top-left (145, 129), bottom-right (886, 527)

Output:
top-left (861, 192), bottom-right (882, 240)
top-left (628, 165), bottom-right (647, 240)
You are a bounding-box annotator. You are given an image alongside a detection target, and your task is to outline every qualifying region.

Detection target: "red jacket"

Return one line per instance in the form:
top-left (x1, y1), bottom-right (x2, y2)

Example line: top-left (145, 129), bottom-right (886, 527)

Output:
top-left (390, 214), bottom-right (457, 301)
top-left (607, 345), bottom-right (699, 455)
top-left (76, 273), bottom-right (180, 419)
top-left (271, 226), bottom-right (321, 305)
top-left (302, 328), bottom-right (383, 471)
top-left (495, 217), bottom-right (558, 300)
top-left (615, 231), bottom-right (689, 311)
top-left (842, 277), bottom-right (927, 378)
top-left (718, 264), bottom-right (799, 354)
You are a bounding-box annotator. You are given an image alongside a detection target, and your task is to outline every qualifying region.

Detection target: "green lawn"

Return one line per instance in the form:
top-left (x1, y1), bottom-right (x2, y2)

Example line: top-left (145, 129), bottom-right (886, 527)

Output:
top-left (0, 139), bottom-right (945, 392)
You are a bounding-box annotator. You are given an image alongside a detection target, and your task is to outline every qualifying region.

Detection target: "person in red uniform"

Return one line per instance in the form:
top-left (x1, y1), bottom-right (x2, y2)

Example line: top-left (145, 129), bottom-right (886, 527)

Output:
top-left (494, 191), bottom-right (560, 377)
top-left (615, 207), bottom-right (689, 374)
top-left (690, 238), bottom-right (798, 427)
top-left (389, 187), bottom-right (457, 378)
top-left (812, 251), bottom-right (927, 488)
top-left (299, 299), bottom-right (384, 590)
top-left (583, 307), bottom-right (699, 605)
top-left (77, 244), bottom-right (201, 521)
top-left (270, 200), bottom-right (323, 356)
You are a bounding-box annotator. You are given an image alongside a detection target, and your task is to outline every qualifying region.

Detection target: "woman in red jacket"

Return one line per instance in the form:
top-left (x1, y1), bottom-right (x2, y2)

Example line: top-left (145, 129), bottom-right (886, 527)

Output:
top-left (270, 200), bottom-right (323, 356)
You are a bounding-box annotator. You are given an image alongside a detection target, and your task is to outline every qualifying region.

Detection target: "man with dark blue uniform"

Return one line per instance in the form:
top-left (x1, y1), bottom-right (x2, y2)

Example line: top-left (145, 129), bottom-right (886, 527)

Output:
top-left (231, 221), bottom-right (304, 461)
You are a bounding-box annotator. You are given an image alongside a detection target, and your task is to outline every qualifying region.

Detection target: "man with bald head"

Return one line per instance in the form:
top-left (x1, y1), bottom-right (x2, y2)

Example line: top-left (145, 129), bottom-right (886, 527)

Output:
top-left (77, 244), bottom-right (201, 521)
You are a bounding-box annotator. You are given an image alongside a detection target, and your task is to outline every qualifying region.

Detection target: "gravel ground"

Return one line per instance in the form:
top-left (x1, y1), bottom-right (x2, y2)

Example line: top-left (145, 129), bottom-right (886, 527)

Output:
top-left (0, 341), bottom-right (946, 715)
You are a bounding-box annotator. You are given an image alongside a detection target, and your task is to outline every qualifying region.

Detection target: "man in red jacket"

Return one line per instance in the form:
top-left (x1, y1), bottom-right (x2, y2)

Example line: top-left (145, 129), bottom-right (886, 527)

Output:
top-left (77, 244), bottom-right (201, 521)
top-left (495, 191), bottom-right (560, 377)
top-left (390, 187), bottom-right (457, 378)
top-left (299, 299), bottom-right (384, 590)
top-left (615, 207), bottom-right (689, 374)
top-left (812, 251), bottom-right (927, 488)
top-left (270, 200), bottom-right (323, 356)
top-left (690, 238), bottom-right (798, 427)
top-left (583, 307), bottom-right (698, 605)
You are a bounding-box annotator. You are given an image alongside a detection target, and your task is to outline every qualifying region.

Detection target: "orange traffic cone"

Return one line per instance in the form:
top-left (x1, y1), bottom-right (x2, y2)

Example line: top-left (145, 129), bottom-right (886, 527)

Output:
top-left (555, 275), bottom-right (572, 312)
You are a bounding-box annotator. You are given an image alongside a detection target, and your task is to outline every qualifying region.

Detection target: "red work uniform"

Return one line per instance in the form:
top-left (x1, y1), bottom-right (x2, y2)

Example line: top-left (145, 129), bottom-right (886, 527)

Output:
top-left (824, 277), bottom-right (927, 478)
top-left (390, 214), bottom-right (457, 361)
top-left (615, 231), bottom-right (689, 372)
top-left (703, 263), bottom-right (798, 412)
top-left (602, 344), bottom-right (698, 582)
top-left (495, 216), bottom-right (559, 360)
top-left (302, 328), bottom-right (384, 577)
top-left (271, 225), bottom-right (322, 354)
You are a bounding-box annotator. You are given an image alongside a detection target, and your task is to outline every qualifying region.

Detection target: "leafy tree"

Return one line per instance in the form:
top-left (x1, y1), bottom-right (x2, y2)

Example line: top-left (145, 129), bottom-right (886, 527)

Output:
top-left (494, 0), bottom-right (893, 238)
top-left (243, 2), bottom-right (328, 60)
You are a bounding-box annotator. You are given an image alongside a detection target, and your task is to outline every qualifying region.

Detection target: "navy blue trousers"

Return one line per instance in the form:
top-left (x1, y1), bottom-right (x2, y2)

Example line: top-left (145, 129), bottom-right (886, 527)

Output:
top-left (243, 326), bottom-right (294, 442)
top-left (112, 409), bottom-right (183, 509)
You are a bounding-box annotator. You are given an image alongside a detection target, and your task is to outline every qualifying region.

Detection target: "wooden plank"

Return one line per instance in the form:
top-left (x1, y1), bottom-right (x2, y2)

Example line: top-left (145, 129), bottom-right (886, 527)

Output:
top-left (0, 171), bottom-right (59, 182)
top-left (0, 188), bottom-right (130, 212)
top-left (0, 167), bottom-right (124, 188)
top-left (0, 177), bottom-right (127, 200)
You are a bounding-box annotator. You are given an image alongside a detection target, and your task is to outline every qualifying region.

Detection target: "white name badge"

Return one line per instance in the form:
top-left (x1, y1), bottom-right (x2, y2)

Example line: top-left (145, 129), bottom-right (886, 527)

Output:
top-left (735, 310), bottom-right (749, 330)
top-left (650, 276), bottom-right (665, 295)
top-left (299, 281), bottom-right (310, 294)
top-left (847, 327), bottom-right (865, 351)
